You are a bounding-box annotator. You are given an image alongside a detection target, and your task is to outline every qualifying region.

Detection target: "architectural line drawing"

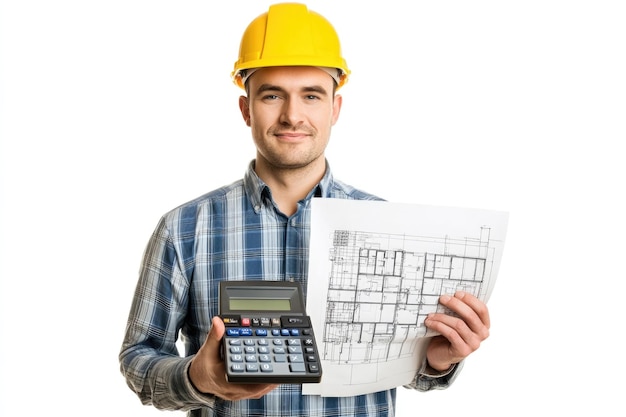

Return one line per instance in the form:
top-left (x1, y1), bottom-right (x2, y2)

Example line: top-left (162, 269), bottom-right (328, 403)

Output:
top-left (302, 198), bottom-right (508, 396)
top-left (322, 227), bottom-right (496, 366)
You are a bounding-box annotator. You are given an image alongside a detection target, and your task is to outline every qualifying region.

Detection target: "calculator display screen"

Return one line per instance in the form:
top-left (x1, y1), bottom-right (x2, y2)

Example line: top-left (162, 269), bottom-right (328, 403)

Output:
top-left (219, 282), bottom-right (305, 315)
top-left (229, 298), bottom-right (291, 311)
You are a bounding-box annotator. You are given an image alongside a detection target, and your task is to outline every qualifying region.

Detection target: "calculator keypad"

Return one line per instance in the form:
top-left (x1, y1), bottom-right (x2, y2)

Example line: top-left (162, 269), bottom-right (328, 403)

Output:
top-left (221, 315), bottom-right (322, 383)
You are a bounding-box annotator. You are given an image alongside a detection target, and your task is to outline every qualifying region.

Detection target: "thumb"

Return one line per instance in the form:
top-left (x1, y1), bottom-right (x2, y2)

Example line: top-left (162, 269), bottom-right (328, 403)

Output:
top-left (207, 316), bottom-right (226, 347)
top-left (189, 317), bottom-right (227, 393)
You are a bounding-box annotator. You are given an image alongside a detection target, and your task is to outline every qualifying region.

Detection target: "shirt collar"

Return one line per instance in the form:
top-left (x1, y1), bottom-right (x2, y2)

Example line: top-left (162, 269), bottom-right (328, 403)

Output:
top-left (243, 159), bottom-right (335, 212)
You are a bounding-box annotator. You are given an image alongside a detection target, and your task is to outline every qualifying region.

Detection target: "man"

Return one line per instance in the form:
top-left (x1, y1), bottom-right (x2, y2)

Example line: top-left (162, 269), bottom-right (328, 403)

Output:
top-left (119, 3), bottom-right (490, 416)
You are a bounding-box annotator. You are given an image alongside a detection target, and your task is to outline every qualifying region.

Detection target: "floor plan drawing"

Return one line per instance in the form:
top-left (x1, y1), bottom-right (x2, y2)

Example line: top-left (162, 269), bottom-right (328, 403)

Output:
top-left (303, 198), bottom-right (508, 396)
top-left (322, 227), bottom-right (494, 365)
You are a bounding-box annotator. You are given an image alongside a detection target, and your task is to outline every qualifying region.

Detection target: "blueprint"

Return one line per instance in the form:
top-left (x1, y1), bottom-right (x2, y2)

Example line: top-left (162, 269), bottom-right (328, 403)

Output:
top-left (302, 199), bottom-right (508, 397)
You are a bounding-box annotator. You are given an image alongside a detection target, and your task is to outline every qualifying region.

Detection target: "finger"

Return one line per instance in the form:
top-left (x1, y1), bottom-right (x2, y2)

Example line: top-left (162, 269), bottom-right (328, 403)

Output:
top-left (245, 384), bottom-right (279, 399)
top-left (218, 381), bottom-right (278, 401)
top-left (426, 313), bottom-right (476, 346)
top-left (425, 314), bottom-right (481, 359)
top-left (439, 292), bottom-right (490, 338)
top-left (189, 318), bottom-right (227, 394)
top-left (205, 316), bottom-right (226, 355)
top-left (454, 291), bottom-right (490, 329)
top-left (221, 384), bottom-right (279, 401)
top-left (199, 317), bottom-right (226, 364)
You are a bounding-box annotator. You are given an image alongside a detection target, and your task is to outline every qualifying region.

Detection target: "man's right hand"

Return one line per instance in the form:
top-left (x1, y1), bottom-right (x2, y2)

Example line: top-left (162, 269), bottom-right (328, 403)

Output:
top-left (188, 316), bottom-right (279, 400)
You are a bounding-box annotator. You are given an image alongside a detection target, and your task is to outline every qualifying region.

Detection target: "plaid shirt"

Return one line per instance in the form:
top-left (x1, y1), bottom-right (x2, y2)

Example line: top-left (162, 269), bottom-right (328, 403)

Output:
top-left (119, 161), bottom-right (460, 417)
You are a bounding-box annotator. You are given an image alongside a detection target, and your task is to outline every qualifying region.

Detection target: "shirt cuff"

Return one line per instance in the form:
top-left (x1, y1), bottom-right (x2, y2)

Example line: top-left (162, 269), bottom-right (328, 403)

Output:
top-left (182, 357), bottom-right (218, 405)
top-left (404, 359), bottom-right (464, 392)
top-left (149, 355), bottom-right (217, 410)
top-left (419, 360), bottom-right (458, 378)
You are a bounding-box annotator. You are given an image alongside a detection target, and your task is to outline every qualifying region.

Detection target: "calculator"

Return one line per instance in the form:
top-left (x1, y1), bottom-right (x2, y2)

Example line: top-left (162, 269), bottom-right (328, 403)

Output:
top-left (218, 281), bottom-right (323, 384)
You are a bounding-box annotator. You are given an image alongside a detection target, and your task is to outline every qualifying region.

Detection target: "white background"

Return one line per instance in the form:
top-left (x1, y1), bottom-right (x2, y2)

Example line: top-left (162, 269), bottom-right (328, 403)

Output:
top-left (1, 0), bottom-right (624, 415)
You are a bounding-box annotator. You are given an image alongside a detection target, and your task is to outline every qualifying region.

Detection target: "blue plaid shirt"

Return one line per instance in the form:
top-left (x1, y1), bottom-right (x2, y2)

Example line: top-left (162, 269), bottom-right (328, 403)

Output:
top-left (120, 161), bottom-right (460, 417)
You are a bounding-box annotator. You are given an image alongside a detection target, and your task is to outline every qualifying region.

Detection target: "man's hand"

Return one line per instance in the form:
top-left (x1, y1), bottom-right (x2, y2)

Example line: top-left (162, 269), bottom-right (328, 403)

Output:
top-left (188, 316), bottom-right (278, 400)
top-left (424, 291), bottom-right (490, 372)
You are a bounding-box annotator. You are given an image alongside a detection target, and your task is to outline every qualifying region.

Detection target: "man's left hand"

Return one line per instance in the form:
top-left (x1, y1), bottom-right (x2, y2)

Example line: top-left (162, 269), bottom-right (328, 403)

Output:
top-left (423, 291), bottom-right (490, 372)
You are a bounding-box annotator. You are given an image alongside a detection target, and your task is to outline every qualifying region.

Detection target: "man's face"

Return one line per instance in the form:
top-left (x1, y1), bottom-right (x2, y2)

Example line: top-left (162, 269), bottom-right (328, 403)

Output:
top-left (239, 66), bottom-right (342, 172)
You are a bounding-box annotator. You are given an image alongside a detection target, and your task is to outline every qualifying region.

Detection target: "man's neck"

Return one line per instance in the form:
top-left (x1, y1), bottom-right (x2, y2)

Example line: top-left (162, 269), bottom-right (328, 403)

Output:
top-left (254, 158), bottom-right (326, 216)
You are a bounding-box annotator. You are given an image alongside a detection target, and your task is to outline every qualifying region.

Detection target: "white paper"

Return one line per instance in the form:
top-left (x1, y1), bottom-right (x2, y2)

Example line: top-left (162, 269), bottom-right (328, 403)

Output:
top-left (302, 199), bottom-right (508, 396)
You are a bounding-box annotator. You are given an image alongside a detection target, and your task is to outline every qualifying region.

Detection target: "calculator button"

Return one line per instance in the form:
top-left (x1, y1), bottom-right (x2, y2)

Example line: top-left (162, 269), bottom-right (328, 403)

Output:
top-left (256, 329), bottom-right (268, 336)
top-left (246, 363), bottom-right (259, 372)
top-left (229, 346), bottom-right (243, 354)
top-left (306, 355), bottom-right (317, 362)
top-left (271, 329), bottom-right (281, 336)
top-left (273, 347), bottom-right (285, 354)
top-left (229, 339), bottom-right (242, 346)
top-left (258, 354), bottom-right (271, 362)
top-left (273, 354), bottom-right (286, 362)
top-left (226, 329), bottom-right (240, 337)
top-left (241, 317), bottom-right (251, 326)
top-left (287, 339), bottom-right (301, 346)
top-left (281, 329), bottom-right (290, 336)
top-left (244, 346), bottom-right (255, 354)
top-left (288, 346), bottom-right (302, 354)
top-left (222, 316), bottom-right (241, 326)
top-left (281, 316), bottom-right (311, 327)
top-left (240, 328), bottom-right (253, 336)
top-left (231, 364), bottom-right (245, 372)
top-left (260, 363), bottom-right (273, 372)
top-left (245, 355), bottom-right (257, 362)
top-left (257, 346), bottom-right (269, 354)
top-left (290, 329), bottom-right (300, 336)
top-left (230, 354), bottom-right (243, 362)
top-left (288, 355), bottom-right (303, 363)
top-left (243, 339), bottom-right (255, 346)
top-left (308, 363), bottom-right (320, 372)
top-left (289, 363), bottom-right (306, 372)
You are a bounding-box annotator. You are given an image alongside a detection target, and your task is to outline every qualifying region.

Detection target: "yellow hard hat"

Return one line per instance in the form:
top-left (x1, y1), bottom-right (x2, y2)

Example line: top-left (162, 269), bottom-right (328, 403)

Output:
top-left (232, 3), bottom-right (350, 90)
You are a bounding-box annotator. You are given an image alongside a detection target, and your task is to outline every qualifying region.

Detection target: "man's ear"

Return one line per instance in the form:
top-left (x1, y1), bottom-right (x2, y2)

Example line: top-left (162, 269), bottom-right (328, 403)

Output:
top-left (238, 95), bottom-right (251, 126)
top-left (331, 94), bottom-right (343, 126)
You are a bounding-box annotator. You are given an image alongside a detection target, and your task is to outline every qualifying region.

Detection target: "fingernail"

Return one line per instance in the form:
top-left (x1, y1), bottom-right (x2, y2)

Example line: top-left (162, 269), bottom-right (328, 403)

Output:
top-left (440, 295), bottom-right (451, 303)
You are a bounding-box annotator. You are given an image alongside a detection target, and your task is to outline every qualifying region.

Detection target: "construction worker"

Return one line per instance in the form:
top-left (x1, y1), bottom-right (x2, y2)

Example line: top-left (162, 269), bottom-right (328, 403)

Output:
top-left (119, 3), bottom-right (490, 416)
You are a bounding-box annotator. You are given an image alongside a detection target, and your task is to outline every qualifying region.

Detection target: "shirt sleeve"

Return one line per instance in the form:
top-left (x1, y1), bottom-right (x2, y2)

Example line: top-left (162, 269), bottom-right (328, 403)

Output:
top-left (118, 216), bottom-right (215, 411)
top-left (404, 358), bottom-right (464, 392)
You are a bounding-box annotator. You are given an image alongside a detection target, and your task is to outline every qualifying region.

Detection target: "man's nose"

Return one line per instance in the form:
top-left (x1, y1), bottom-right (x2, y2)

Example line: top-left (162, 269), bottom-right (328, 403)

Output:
top-left (279, 99), bottom-right (305, 126)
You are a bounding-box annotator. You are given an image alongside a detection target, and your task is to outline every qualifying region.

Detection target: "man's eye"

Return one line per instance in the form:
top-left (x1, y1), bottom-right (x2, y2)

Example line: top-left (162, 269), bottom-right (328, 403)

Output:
top-left (305, 95), bottom-right (320, 100)
top-left (263, 94), bottom-right (280, 100)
